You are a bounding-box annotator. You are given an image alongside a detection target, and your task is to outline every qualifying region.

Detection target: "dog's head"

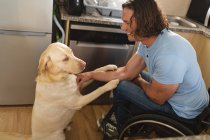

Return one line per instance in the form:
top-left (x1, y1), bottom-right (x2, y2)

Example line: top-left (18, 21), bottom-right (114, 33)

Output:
top-left (37, 42), bottom-right (86, 82)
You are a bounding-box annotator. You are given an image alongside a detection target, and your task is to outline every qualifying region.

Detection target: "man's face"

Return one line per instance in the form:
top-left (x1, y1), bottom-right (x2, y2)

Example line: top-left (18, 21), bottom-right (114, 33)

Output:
top-left (121, 8), bottom-right (137, 41)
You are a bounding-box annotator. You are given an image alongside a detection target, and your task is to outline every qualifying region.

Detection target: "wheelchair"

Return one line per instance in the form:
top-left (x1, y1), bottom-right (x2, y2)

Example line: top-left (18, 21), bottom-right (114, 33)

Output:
top-left (102, 88), bottom-right (210, 140)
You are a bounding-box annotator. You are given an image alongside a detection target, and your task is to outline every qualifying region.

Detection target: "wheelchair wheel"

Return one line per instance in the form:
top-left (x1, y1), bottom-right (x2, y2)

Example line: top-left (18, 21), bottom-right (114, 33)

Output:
top-left (119, 114), bottom-right (194, 140)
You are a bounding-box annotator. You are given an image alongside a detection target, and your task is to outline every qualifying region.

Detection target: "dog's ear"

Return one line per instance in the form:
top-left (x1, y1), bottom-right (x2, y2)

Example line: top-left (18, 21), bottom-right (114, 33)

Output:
top-left (38, 55), bottom-right (51, 75)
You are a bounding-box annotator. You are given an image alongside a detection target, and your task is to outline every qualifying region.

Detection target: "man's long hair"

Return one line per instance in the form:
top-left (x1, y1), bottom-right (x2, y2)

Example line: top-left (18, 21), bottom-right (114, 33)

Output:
top-left (122, 0), bottom-right (169, 38)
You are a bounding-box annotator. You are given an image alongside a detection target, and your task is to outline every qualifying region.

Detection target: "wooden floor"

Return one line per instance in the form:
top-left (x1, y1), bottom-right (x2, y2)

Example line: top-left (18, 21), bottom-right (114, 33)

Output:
top-left (0, 105), bottom-right (210, 140)
top-left (0, 105), bottom-right (110, 140)
top-left (65, 105), bottom-right (111, 140)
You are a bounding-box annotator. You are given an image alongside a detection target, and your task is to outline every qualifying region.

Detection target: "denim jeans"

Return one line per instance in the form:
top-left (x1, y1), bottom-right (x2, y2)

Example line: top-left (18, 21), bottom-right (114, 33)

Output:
top-left (112, 71), bottom-right (179, 131)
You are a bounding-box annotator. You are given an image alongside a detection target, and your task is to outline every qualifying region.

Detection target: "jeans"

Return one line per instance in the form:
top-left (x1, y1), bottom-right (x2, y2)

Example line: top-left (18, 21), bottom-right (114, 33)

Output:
top-left (112, 72), bottom-right (179, 131)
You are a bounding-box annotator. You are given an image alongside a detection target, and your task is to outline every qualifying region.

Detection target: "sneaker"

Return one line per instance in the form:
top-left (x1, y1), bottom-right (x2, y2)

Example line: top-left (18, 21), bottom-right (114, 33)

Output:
top-left (101, 113), bottom-right (117, 125)
top-left (97, 117), bottom-right (118, 138)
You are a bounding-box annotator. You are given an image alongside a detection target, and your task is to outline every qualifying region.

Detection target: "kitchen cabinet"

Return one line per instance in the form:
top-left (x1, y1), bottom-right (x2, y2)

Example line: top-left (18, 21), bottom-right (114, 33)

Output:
top-left (176, 32), bottom-right (210, 88)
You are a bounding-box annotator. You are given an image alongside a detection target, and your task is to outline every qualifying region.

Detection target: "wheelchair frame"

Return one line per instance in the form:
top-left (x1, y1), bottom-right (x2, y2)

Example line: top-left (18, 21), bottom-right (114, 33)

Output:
top-left (103, 88), bottom-right (210, 140)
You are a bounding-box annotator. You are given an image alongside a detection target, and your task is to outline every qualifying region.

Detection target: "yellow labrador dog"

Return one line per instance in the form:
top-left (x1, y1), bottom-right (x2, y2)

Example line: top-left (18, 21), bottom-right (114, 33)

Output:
top-left (32, 42), bottom-right (119, 140)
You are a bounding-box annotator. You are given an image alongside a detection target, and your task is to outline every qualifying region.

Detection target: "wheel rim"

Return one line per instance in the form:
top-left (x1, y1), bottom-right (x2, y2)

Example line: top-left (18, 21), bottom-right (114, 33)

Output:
top-left (119, 120), bottom-right (187, 140)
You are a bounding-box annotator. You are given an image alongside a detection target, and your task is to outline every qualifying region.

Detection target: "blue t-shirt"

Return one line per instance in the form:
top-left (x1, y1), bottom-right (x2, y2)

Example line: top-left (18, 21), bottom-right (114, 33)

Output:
top-left (137, 28), bottom-right (209, 119)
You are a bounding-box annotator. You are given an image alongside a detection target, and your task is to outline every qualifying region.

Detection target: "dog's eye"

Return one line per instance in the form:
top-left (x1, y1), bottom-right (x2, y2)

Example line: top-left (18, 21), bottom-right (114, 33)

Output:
top-left (62, 57), bottom-right (69, 61)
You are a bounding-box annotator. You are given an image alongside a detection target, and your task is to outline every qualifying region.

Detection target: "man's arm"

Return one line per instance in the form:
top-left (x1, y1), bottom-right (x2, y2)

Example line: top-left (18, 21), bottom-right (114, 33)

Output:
top-left (77, 53), bottom-right (146, 85)
top-left (133, 76), bottom-right (178, 104)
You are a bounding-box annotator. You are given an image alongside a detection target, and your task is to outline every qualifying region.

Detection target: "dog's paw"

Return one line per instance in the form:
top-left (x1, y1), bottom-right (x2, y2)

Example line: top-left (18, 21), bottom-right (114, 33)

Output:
top-left (95, 64), bottom-right (118, 72)
top-left (105, 64), bottom-right (118, 71)
top-left (104, 79), bottom-right (119, 91)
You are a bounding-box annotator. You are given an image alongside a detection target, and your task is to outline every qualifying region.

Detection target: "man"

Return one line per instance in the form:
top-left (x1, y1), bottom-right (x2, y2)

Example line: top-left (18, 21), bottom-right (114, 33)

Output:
top-left (77, 0), bottom-right (209, 137)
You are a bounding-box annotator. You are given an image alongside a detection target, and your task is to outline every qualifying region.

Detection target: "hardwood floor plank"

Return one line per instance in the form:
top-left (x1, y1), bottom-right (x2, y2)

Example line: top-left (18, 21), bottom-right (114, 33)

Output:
top-left (0, 105), bottom-right (209, 140)
top-left (93, 105), bottom-right (111, 119)
top-left (65, 105), bottom-right (111, 140)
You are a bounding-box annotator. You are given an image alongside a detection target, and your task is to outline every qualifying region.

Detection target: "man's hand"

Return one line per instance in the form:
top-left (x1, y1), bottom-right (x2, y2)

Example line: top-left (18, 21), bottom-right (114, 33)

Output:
top-left (76, 72), bottom-right (92, 87)
top-left (132, 74), bottom-right (142, 86)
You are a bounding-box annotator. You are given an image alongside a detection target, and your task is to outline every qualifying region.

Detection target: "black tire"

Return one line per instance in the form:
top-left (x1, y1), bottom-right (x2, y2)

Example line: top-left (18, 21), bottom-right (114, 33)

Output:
top-left (119, 114), bottom-right (194, 140)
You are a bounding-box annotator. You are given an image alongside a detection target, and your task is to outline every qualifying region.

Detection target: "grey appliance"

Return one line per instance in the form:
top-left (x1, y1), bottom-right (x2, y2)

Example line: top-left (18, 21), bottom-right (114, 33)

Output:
top-left (0, 0), bottom-right (53, 105)
top-left (69, 23), bottom-right (134, 104)
top-left (187, 0), bottom-right (210, 28)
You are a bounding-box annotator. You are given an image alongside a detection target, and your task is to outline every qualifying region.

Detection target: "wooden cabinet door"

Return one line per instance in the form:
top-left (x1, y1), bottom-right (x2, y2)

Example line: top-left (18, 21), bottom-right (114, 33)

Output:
top-left (177, 32), bottom-right (210, 88)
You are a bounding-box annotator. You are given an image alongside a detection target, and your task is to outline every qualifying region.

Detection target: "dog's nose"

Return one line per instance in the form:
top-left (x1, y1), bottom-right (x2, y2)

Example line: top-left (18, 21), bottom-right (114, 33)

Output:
top-left (79, 60), bottom-right (86, 69)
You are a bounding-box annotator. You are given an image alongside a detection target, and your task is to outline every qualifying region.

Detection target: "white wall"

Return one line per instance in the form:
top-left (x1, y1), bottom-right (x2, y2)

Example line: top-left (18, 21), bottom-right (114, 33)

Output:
top-left (156, 0), bottom-right (191, 17)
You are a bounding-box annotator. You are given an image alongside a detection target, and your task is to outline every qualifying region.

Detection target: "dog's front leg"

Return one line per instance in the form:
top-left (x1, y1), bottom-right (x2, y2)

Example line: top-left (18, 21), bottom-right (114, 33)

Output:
top-left (80, 64), bottom-right (118, 89)
top-left (80, 79), bottom-right (94, 89)
top-left (75, 79), bottom-right (119, 108)
top-left (94, 64), bottom-right (117, 72)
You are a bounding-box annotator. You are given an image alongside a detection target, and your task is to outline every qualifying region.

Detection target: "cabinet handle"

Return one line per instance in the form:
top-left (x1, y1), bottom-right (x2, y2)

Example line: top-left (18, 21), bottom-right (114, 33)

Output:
top-left (70, 40), bottom-right (132, 49)
top-left (71, 24), bottom-right (124, 34)
top-left (0, 30), bottom-right (48, 36)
